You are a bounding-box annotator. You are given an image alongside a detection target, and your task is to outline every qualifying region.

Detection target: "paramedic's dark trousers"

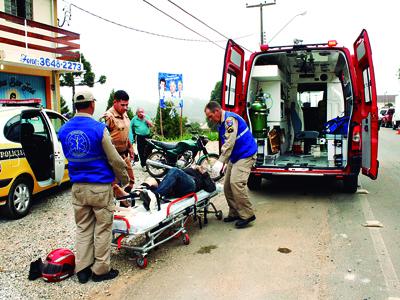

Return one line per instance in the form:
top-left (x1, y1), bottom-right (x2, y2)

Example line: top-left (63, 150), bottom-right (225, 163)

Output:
top-left (72, 183), bottom-right (114, 275)
top-left (136, 134), bottom-right (150, 167)
top-left (224, 155), bottom-right (256, 219)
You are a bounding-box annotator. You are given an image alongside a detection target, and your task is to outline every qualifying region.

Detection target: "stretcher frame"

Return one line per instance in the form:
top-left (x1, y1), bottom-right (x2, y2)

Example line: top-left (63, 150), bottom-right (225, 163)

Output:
top-left (112, 190), bottom-right (222, 269)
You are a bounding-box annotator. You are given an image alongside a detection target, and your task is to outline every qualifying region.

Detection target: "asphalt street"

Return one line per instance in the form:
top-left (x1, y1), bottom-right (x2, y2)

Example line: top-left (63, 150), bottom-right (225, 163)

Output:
top-left (98, 127), bottom-right (400, 300)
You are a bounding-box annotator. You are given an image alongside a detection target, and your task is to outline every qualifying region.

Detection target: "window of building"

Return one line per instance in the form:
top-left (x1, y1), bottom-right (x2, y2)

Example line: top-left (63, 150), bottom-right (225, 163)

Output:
top-left (4, 0), bottom-right (33, 20)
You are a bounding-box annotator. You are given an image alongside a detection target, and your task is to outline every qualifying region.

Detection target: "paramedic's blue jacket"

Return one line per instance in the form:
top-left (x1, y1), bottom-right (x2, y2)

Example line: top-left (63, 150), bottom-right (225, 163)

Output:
top-left (59, 113), bottom-right (128, 184)
top-left (218, 110), bottom-right (257, 163)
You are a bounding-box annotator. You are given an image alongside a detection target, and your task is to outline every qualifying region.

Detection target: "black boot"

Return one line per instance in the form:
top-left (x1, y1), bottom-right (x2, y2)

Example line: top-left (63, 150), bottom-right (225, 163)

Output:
top-left (235, 215), bottom-right (256, 229)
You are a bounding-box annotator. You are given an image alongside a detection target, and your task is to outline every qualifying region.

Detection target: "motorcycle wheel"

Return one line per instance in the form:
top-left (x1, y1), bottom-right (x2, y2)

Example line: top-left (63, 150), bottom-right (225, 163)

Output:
top-left (197, 153), bottom-right (224, 181)
top-left (146, 151), bottom-right (169, 178)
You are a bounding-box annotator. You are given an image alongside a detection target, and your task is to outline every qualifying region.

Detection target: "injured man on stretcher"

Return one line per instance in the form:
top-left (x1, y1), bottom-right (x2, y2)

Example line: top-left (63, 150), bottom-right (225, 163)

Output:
top-left (113, 165), bottom-right (216, 211)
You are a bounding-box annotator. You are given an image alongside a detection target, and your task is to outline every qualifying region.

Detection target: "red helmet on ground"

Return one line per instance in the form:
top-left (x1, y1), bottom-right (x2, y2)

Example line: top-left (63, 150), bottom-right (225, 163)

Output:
top-left (42, 248), bottom-right (75, 282)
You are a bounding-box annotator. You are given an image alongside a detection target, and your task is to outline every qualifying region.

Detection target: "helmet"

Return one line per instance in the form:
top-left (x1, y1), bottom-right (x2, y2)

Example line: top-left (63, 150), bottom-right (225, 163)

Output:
top-left (42, 248), bottom-right (75, 282)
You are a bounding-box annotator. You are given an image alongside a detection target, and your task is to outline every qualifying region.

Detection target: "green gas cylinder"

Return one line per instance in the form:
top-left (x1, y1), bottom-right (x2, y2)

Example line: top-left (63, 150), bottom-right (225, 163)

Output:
top-left (250, 95), bottom-right (268, 138)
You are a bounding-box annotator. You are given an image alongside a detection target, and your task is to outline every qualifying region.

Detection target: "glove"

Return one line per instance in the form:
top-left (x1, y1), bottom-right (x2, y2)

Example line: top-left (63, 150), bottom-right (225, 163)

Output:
top-left (211, 160), bottom-right (224, 176)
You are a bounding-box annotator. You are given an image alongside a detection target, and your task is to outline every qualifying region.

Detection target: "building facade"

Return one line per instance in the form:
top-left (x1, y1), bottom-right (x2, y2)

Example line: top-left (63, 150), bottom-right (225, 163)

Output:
top-left (0, 0), bottom-right (81, 110)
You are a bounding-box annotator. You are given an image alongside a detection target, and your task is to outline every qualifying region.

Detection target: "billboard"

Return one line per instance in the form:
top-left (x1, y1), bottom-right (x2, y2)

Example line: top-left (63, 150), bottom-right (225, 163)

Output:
top-left (158, 72), bottom-right (183, 109)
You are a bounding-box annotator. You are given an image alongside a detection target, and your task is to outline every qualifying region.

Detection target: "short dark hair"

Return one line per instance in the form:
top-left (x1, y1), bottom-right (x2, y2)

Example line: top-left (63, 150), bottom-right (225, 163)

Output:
top-left (75, 101), bottom-right (91, 110)
top-left (114, 90), bottom-right (129, 101)
top-left (204, 101), bottom-right (221, 112)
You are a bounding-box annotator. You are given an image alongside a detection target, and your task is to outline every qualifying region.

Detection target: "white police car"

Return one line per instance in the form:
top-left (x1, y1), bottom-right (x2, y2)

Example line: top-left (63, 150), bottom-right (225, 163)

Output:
top-left (0, 106), bottom-right (69, 218)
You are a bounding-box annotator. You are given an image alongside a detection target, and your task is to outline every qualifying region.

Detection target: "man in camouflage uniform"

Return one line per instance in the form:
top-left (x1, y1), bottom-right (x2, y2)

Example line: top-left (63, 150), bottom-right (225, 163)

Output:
top-left (103, 90), bottom-right (135, 191)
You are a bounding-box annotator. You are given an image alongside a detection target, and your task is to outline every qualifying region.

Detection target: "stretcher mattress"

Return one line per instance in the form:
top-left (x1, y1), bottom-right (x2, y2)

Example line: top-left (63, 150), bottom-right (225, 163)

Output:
top-left (112, 188), bottom-right (220, 235)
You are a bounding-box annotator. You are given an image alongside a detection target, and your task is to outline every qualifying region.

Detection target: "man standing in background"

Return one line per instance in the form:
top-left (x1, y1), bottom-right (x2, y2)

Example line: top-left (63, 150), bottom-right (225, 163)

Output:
top-left (103, 90), bottom-right (135, 191)
top-left (130, 107), bottom-right (153, 170)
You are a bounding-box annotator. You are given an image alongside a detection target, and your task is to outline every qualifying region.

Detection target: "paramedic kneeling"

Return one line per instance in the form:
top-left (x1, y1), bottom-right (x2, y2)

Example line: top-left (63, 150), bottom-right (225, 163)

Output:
top-left (205, 101), bottom-right (257, 229)
top-left (59, 90), bottom-right (129, 284)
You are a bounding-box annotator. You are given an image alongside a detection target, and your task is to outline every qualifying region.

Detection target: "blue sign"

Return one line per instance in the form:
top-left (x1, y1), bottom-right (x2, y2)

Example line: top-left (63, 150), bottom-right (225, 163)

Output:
top-left (158, 72), bottom-right (183, 109)
top-left (0, 73), bottom-right (46, 107)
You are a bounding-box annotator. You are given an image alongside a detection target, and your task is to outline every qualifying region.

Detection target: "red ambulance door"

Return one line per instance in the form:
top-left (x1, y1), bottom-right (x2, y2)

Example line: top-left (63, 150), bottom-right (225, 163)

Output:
top-left (353, 29), bottom-right (379, 179)
top-left (221, 39), bottom-right (245, 114)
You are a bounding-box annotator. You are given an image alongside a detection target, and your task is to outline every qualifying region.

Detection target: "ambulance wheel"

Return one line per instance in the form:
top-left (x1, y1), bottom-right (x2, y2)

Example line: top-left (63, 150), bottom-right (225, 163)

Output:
top-left (136, 257), bottom-right (148, 269)
top-left (216, 210), bottom-right (223, 220)
top-left (182, 233), bottom-right (190, 245)
top-left (343, 175), bottom-right (358, 194)
top-left (2, 177), bottom-right (32, 219)
top-left (248, 174), bottom-right (262, 191)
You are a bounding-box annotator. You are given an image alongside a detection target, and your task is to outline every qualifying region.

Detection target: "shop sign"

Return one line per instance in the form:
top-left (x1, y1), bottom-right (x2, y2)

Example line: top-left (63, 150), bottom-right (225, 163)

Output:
top-left (0, 73), bottom-right (46, 107)
top-left (20, 54), bottom-right (83, 72)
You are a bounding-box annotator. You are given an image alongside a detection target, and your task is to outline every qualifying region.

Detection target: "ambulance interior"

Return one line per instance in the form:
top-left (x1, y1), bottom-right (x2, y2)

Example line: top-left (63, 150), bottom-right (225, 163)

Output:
top-left (246, 49), bottom-right (353, 168)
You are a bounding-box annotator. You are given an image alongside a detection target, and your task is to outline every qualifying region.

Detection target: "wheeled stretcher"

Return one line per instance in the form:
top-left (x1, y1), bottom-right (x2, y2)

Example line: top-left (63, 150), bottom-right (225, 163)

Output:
top-left (112, 187), bottom-right (222, 268)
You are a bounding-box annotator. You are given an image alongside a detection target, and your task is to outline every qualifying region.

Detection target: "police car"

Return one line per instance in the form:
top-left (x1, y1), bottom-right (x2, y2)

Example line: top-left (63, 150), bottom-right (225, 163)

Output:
top-left (0, 104), bottom-right (69, 218)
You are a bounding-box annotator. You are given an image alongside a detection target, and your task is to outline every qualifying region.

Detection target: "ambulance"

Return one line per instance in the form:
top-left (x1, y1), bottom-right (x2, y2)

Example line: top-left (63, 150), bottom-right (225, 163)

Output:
top-left (221, 29), bottom-right (378, 192)
top-left (0, 102), bottom-right (69, 218)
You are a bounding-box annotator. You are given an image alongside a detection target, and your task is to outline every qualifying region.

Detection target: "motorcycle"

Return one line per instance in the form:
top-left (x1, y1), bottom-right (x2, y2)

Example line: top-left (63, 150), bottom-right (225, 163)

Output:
top-left (145, 134), bottom-right (223, 181)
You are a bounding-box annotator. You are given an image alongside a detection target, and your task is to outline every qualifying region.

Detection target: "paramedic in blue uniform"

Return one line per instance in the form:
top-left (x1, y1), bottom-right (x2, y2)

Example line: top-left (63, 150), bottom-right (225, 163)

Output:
top-left (59, 90), bottom-right (129, 284)
top-left (205, 101), bottom-right (257, 228)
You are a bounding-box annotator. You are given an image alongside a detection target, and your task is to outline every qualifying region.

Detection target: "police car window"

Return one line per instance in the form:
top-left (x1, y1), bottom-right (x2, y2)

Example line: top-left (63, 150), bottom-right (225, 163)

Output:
top-left (4, 114), bottom-right (21, 142)
top-left (46, 112), bottom-right (67, 137)
top-left (21, 114), bottom-right (50, 140)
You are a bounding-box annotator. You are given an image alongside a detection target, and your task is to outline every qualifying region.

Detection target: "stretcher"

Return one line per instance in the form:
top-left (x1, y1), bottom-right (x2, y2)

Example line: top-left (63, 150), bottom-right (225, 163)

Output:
top-left (112, 186), bottom-right (223, 269)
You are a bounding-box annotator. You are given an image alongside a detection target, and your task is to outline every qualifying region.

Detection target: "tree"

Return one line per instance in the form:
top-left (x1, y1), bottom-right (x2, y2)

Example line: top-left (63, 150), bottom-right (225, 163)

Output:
top-left (59, 53), bottom-right (106, 113)
top-left (154, 101), bottom-right (187, 139)
top-left (60, 95), bottom-right (70, 115)
top-left (206, 81), bottom-right (222, 129)
top-left (210, 81), bottom-right (222, 104)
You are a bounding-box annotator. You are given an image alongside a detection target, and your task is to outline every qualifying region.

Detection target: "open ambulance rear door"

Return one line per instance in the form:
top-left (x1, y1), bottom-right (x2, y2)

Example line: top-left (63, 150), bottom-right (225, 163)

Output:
top-left (221, 40), bottom-right (245, 114)
top-left (353, 29), bottom-right (379, 179)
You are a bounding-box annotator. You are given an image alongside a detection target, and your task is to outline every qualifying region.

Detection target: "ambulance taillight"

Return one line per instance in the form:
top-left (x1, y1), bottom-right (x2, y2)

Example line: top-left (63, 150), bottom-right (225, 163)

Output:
top-left (351, 125), bottom-right (361, 151)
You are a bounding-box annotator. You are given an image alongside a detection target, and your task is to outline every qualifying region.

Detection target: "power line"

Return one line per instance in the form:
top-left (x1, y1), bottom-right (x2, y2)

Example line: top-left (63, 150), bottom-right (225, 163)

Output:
top-left (66, 2), bottom-right (253, 44)
top-left (166, 0), bottom-right (253, 53)
top-left (69, 3), bottom-right (206, 42)
top-left (142, 0), bottom-right (225, 50)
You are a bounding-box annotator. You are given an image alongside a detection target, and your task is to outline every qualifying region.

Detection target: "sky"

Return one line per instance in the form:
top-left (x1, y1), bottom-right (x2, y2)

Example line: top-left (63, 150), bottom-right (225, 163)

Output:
top-left (58, 0), bottom-right (400, 115)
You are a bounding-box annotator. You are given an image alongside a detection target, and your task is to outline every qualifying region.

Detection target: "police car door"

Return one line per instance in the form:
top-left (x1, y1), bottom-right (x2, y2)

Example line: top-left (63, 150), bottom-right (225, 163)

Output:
top-left (353, 29), bottom-right (379, 179)
top-left (221, 39), bottom-right (245, 113)
top-left (42, 111), bottom-right (67, 183)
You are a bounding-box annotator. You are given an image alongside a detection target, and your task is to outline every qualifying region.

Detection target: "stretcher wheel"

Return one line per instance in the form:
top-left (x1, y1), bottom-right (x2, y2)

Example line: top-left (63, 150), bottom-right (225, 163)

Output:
top-left (182, 233), bottom-right (190, 245)
top-left (216, 210), bottom-right (223, 220)
top-left (136, 257), bottom-right (148, 269)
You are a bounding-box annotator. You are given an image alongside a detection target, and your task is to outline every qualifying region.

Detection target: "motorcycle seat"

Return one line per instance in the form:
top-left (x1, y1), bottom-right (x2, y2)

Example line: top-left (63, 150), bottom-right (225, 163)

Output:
top-left (152, 140), bottom-right (178, 150)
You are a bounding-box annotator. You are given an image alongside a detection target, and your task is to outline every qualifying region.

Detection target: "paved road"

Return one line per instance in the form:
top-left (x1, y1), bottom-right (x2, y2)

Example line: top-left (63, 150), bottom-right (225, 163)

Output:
top-left (99, 128), bottom-right (400, 300)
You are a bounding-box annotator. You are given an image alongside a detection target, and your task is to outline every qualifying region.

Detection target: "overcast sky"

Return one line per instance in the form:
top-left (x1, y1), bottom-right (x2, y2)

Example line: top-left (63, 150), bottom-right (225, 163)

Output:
top-left (59, 0), bottom-right (400, 114)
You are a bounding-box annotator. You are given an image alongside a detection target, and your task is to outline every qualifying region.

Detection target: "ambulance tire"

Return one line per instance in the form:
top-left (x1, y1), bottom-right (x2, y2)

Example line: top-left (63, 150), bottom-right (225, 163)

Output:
top-left (343, 175), bottom-right (358, 194)
top-left (2, 177), bottom-right (32, 219)
top-left (248, 174), bottom-right (262, 191)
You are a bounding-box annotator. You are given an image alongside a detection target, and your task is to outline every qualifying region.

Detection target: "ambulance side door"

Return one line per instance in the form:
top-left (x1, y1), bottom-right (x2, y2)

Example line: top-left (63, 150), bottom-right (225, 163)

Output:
top-left (221, 39), bottom-right (245, 114)
top-left (353, 29), bottom-right (379, 179)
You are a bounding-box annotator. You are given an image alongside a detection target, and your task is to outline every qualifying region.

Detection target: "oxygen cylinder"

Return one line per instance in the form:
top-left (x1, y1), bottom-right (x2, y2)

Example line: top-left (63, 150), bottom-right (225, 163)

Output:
top-left (250, 94), bottom-right (268, 138)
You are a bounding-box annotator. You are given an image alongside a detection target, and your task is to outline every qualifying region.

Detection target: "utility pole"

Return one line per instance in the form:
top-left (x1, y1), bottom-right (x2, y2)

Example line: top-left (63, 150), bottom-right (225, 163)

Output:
top-left (246, 1), bottom-right (276, 45)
